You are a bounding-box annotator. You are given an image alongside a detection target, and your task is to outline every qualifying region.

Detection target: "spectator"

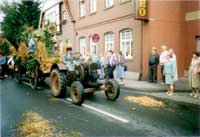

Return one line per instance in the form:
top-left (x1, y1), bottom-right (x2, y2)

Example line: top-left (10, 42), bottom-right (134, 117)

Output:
top-left (83, 52), bottom-right (90, 63)
top-left (163, 53), bottom-right (176, 96)
top-left (148, 47), bottom-right (159, 83)
top-left (7, 55), bottom-right (15, 78)
top-left (107, 50), bottom-right (118, 79)
top-left (188, 52), bottom-right (200, 98)
top-left (116, 51), bottom-right (126, 85)
top-left (99, 53), bottom-right (105, 80)
top-left (169, 48), bottom-right (178, 81)
top-left (91, 51), bottom-right (98, 63)
top-left (159, 45), bottom-right (169, 83)
top-left (0, 51), bottom-right (6, 79)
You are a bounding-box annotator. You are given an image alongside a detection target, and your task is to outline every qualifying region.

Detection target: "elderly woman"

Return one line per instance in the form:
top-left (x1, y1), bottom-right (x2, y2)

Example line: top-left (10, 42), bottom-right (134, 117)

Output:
top-left (116, 51), bottom-right (126, 85)
top-left (163, 53), bottom-right (176, 96)
top-left (168, 48), bottom-right (178, 81)
top-left (189, 52), bottom-right (200, 98)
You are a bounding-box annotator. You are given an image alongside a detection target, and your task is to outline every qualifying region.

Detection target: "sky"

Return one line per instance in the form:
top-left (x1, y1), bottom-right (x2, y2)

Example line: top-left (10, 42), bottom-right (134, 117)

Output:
top-left (0, 0), bottom-right (19, 22)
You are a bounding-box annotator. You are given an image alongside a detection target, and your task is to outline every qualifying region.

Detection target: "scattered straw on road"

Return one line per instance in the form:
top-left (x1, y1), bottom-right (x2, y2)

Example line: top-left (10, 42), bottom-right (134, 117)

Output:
top-left (16, 111), bottom-right (83, 137)
top-left (125, 96), bottom-right (164, 108)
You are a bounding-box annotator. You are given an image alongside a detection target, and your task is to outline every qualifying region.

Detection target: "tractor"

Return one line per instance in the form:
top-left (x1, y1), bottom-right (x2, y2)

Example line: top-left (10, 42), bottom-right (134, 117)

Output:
top-left (50, 57), bottom-right (120, 106)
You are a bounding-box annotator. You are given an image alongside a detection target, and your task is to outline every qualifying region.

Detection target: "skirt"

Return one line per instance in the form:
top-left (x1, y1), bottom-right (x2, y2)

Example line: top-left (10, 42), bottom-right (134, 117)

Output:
top-left (116, 65), bottom-right (125, 79)
top-left (165, 74), bottom-right (174, 85)
top-left (189, 71), bottom-right (200, 88)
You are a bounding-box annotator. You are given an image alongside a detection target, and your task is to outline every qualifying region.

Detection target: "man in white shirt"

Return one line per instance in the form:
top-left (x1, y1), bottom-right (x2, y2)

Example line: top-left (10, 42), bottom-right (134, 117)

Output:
top-left (159, 45), bottom-right (169, 83)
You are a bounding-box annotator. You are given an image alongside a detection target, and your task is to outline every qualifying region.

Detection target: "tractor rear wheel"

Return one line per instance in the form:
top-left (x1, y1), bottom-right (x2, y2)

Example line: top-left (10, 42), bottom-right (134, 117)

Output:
top-left (105, 79), bottom-right (120, 101)
top-left (30, 64), bottom-right (39, 89)
top-left (50, 69), bottom-right (66, 97)
top-left (70, 81), bottom-right (84, 106)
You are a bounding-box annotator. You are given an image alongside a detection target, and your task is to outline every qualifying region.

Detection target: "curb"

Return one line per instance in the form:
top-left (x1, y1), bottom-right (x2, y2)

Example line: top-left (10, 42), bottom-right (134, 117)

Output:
top-left (121, 86), bottom-right (200, 111)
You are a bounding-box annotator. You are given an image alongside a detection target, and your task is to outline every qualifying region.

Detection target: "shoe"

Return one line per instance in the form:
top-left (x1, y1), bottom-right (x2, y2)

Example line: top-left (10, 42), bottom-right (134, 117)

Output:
top-left (190, 93), bottom-right (194, 97)
top-left (168, 93), bottom-right (174, 96)
top-left (193, 94), bottom-right (199, 98)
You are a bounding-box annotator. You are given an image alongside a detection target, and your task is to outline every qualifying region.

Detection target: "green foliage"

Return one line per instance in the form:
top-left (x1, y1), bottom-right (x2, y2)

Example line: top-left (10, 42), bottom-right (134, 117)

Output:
top-left (43, 26), bottom-right (53, 56)
top-left (0, 0), bottom-right (41, 48)
top-left (26, 58), bottom-right (37, 71)
top-left (0, 40), bottom-right (10, 56)
top-left (20, 26), bottom-right (34, 45)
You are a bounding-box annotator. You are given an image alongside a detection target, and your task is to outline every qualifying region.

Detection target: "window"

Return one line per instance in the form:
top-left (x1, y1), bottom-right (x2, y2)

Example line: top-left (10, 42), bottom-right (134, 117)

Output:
top-left (80, 37), bottom-right (86, 56)
top-left (90, 37), bottom-right (98, 54)
top-left (46, 12), bottom-right (56, 24)
top-left (80, 0), bottom-right (86, 17)
top-left (90, 0), bottom-right (97, 13)
top-left (44, 4), bottom-right (61, 33)
top-left (105, 0), bottom-right (114, 8)
top-left (197, 36), bottom-right (200, 52)
top-left (62, 10), bottom-right (67, 21)
top-left (120, 29), bottom-right (133, 59)
top-left (105, 32), bottom-right (114, 51)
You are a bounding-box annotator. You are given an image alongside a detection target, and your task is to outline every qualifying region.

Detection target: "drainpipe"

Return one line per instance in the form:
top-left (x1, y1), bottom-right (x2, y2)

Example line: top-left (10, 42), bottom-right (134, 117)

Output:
top-left (140, 21), bottom-right (144, 81)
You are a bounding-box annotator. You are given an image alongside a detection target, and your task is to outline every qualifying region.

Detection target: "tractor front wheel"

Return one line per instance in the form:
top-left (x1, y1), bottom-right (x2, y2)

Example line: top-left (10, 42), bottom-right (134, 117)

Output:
top-left (70, 81), bottom-right (84, 106)
top-left (105, 79), bottom-right (120, 101)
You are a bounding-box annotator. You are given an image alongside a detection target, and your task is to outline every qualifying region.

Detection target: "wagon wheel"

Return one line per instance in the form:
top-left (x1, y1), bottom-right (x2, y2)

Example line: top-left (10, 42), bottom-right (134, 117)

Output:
top-left (50, 69), bottom-right (66, 97)
top-left (74, 65), bottom-right (84, 81)
top-left (14, 64), bottom-right (22, 83)
top-left (29, 64), bottom-right (39, 89)
top-left (105, 79), bottom-right (120, 101)
top-left (70, 81), bottom-right (85, 106)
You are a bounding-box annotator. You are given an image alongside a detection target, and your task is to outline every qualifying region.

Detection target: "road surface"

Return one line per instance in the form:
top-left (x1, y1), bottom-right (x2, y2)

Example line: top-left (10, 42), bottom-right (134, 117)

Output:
top-left (1, 78), bottom-right (199, 136)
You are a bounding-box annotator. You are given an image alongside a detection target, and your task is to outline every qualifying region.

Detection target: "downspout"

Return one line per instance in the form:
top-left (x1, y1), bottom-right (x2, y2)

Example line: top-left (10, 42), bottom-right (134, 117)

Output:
top-left (140, 21), bottom-right (144, 80)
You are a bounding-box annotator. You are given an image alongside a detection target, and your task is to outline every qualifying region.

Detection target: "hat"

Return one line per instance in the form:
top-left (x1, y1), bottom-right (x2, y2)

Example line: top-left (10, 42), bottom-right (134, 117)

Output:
top-left (66, 47), bottom-right (72, 51)
top-left (193, 51), bottom-right (200, 57)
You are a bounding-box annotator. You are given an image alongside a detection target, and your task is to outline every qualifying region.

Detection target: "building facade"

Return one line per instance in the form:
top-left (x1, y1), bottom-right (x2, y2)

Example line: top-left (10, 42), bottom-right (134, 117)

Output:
top-left (40, 0), bottom-right (200, 80)
top-left (141, 0), bottom-right (200, 79)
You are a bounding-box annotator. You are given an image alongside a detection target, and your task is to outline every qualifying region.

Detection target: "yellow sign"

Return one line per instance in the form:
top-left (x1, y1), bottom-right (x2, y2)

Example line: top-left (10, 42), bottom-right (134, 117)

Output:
top-left (135, 0), bottom-right (149, 20)
top-left (139, 0), bottom-right (147, 16)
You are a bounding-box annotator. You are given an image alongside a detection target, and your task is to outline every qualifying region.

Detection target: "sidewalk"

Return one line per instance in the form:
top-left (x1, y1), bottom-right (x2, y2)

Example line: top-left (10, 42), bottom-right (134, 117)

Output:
top-left (121, 77), bottom-right (200, 107)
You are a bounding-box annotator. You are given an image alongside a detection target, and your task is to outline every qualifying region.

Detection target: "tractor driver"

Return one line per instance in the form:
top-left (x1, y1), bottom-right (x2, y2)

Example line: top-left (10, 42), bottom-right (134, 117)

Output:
top-left (62, 47), bottom-right (78, 71)
top-left (62, 47), bottom-right (74, 64)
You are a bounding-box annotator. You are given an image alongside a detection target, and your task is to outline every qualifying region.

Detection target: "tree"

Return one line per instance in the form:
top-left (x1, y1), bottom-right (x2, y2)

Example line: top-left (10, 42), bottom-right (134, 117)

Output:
top-left (0, 0), bottom-right (41, 49)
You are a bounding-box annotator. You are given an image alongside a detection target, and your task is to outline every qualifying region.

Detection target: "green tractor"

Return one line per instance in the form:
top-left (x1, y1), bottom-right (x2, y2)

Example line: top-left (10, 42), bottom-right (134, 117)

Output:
top-left (50, 58), bottom-right (120, 106)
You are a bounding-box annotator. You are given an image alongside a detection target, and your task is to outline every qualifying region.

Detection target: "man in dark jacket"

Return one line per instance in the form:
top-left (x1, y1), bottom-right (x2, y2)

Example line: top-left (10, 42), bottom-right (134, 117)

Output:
top-left (149, 47), bottom-right (159, 83)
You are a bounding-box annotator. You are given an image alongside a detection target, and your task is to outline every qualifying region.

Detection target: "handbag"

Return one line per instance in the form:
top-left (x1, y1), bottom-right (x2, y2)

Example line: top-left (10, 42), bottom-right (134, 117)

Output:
top-left (122, 64), bottom-right (127, 71)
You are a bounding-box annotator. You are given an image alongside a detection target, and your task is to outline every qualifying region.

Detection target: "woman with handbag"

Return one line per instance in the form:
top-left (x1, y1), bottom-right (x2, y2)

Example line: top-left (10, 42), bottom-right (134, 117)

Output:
top-left (163, 53), bottom-right (176, 96)
top-left (188, 52), bottom-right (200, 98)
top-left (116, 51), bottom-right (126, 85)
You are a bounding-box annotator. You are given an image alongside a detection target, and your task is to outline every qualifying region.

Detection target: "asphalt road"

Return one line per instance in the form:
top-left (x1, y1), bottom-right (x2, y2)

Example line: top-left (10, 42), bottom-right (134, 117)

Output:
top-left (1, 78), bottom-right (200, 137)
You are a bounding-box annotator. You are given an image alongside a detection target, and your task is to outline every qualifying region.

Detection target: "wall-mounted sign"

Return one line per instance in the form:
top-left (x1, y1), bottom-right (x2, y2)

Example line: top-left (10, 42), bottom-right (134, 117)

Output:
top-left (92, 33), bottom-right (100, 43)
top-left (135, 0), bottom-right (149, 20)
